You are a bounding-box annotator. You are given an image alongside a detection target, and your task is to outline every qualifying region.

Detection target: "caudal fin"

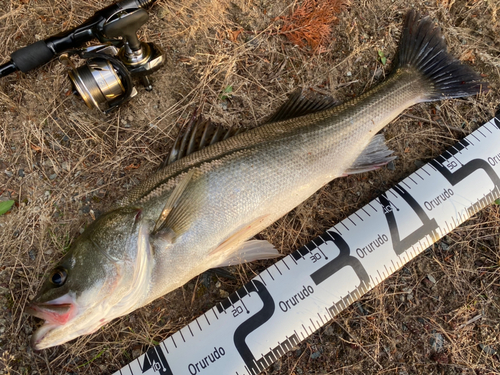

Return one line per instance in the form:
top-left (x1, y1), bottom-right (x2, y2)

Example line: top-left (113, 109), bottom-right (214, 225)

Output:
top-left (394, 10), bottom-right (488, 101)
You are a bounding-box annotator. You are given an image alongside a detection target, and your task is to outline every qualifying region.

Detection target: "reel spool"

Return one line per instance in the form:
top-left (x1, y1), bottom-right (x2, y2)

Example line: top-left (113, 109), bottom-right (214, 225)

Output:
top-left (67, 53), bottom-right (135, 112)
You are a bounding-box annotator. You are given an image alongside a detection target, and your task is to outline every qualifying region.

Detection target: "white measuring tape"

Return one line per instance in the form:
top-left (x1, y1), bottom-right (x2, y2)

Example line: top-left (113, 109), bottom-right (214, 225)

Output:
top-left (114, 116), bottom-right (500, 375)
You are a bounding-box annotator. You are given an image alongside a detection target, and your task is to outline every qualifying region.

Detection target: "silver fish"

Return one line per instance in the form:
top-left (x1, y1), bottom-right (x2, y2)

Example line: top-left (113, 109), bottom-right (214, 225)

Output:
top-left (26, 10), bottom-right (487, 349)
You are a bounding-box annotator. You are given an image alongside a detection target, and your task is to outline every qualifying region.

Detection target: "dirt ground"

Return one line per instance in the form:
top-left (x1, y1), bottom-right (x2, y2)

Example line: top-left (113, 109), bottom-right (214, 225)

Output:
top-left (0, 0), bottom-right (499, 374)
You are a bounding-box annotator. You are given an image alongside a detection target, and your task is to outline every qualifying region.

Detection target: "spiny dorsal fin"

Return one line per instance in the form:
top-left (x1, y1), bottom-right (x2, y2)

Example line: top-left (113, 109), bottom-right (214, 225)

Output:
top-left (163, 115), bottom-right (245, 167)
top-left (163, 88), bottom-right (337, 167)
top-left (266, 88), bottom-right (338, 123)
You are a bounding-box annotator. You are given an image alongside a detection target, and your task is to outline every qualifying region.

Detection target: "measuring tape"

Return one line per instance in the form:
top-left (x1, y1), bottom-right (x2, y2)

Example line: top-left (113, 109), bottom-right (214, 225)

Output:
top-left (114, 116), bottom-right (500, 375)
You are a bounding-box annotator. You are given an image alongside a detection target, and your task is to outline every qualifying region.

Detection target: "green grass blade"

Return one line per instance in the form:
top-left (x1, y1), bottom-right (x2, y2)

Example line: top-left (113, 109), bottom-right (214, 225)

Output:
top-left (0, 200), bottom-right (15, 215)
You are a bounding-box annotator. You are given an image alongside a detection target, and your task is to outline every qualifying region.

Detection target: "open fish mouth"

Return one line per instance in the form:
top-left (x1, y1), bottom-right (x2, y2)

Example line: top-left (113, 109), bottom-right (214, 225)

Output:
top-left (25, 295), bottom-right (78, 350)
top-left (26, 302), bottom-right (75, 324)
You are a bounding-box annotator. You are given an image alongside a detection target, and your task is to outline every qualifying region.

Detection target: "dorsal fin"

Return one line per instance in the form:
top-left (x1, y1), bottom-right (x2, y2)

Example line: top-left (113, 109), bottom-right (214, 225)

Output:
top-left (162, 88), bottom-right (337, 168)
top-left (266, 88), bottom-right (338, 123)
top-left (162, 114), bottom-right (245, 168)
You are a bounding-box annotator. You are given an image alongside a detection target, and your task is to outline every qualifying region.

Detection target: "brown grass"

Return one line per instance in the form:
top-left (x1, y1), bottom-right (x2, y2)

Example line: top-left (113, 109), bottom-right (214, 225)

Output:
top-left (0, 0), bottom-right (499, 374)
top-left (279, 0), bottom-right (347, 53)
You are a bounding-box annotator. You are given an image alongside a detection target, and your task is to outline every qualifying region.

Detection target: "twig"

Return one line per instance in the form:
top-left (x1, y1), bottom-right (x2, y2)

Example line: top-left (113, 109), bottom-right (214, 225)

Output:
top-left (456, 314), bottom-right (482, 330)
top-left (402, 113), bottom-right (468, 134)
top-left (337, 325), bottom-right (383, 370)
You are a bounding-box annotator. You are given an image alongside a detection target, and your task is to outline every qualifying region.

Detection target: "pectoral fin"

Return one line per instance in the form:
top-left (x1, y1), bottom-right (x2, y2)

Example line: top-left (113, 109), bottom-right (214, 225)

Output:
top-left (153, 169), bottom-right (195, 236)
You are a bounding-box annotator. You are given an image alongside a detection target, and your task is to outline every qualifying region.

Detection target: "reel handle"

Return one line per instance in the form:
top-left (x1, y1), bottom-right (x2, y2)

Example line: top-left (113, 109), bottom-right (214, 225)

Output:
top-left (103, 8), bottom-right (149, 52)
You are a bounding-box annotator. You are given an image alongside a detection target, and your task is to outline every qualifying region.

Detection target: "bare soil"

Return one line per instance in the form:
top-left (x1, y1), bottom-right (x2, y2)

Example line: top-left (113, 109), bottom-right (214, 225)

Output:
top-left (0, 0), bottom-right (499, 374)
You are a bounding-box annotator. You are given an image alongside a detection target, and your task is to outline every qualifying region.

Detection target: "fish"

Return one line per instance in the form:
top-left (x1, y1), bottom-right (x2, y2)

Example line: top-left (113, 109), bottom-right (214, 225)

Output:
top-left (26, 10), bottom-right (488, 350)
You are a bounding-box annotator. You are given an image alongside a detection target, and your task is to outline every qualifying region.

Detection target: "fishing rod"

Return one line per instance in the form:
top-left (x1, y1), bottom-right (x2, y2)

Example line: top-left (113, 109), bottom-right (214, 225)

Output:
top-left (0, 0), bottom-right (164, 112)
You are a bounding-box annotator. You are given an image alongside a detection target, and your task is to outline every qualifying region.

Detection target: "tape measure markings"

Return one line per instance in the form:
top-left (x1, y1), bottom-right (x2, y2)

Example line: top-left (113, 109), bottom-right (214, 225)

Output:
top-left (115, 116), bottom-right (500, 375)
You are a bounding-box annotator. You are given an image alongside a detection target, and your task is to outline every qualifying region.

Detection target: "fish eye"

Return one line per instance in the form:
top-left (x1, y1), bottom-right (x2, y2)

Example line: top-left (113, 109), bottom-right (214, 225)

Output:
top-left (50, 268), bottom-right (67, 287)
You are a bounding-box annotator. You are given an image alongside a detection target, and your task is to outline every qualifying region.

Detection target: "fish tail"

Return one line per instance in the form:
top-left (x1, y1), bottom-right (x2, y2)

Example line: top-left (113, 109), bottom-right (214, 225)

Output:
top-left (394, 10), bottom-right (488, 101)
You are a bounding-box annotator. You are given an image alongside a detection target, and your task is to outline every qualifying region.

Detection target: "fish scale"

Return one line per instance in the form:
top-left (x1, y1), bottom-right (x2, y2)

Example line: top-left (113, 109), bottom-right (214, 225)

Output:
top-left (124, 70), bottom-right (425, 209)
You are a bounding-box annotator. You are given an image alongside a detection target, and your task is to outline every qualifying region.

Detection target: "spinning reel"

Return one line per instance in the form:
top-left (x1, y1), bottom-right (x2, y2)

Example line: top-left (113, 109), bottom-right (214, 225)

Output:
top-left (0, 0), bottom-right (164, 113)
top-left (61, 7), bottom-right (164, 112)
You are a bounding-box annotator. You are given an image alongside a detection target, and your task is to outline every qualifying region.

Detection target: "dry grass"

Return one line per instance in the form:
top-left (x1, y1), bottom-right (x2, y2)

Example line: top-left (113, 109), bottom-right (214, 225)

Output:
top-left (0, 0), bottom-right (499, 374)
top-left (279, 0), bottom-right (347, 53)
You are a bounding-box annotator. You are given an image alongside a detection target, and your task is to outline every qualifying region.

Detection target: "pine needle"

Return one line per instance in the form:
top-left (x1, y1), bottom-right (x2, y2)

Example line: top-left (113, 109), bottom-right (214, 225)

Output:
top-left (280, 0), bottom-right (347, 53)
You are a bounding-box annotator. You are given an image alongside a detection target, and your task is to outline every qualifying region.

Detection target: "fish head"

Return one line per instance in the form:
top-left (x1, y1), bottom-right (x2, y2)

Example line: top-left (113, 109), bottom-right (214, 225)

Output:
top-left (27, 207), bottom-right (153, 350)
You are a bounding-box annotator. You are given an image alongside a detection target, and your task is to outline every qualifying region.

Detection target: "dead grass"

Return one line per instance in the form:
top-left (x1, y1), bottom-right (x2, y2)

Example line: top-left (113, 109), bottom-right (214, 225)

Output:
top-left (0, 0), bottom-right (499, 374)
top-left (279, 0), bottom-right (347, 53)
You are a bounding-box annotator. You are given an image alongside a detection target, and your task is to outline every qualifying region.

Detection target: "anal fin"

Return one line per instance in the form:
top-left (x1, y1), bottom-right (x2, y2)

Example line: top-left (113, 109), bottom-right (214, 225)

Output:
top-left (344, 134), bottom-right (396, 175)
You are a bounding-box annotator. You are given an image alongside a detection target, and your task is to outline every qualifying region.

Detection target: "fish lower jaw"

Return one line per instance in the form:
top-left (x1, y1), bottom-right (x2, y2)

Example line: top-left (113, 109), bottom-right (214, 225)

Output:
top-left (30, 317), bottom-right (106, 350)
top-left (30, 321), bottom-right (61, 350)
